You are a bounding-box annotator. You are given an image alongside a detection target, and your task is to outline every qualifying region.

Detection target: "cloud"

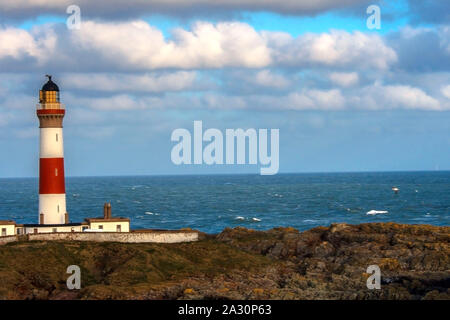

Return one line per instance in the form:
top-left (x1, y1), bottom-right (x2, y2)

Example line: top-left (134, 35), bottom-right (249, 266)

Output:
top-left (72, 21), bottom-right (272, 69)
top-left (329, 72), bottom-right (359, 87)
top-left (354, 84), bottom-right (443, 111)
top-left (264, 30), bottom-right (397, 70)
top-left (61, 72), bottom-right (200, 93)
top-left (0, 0), bottom-right (375, 21)
top-left (0, 22), bottom-right (447, 127)
top-left (441, 85), bottom-right (450, 100)
top-left (0, 26), bottom-right (56, 63)
top-left (387, 26), bottom-right (450, 72)
top-left (0, 20), bottom-right (397, 72)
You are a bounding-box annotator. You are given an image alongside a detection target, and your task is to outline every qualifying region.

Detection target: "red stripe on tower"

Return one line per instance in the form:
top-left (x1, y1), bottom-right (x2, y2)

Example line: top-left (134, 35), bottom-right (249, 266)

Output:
top-left (39, 158), bottom-right (66, 194)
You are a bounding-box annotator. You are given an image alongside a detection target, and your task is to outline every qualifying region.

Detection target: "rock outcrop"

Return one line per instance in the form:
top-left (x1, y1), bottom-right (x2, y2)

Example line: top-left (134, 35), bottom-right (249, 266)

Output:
top-left (0, 223), bottom-right (448, 300)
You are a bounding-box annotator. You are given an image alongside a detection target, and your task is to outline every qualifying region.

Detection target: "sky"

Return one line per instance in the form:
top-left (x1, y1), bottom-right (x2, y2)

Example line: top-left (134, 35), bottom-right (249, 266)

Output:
top-left (0, 0), bottom-right (449, 178)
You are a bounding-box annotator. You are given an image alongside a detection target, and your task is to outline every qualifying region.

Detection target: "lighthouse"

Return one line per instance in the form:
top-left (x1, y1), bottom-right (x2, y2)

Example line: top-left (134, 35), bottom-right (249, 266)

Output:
top-left (2, 76), bottom-right (133, 235)
top-left (37, 75), bottom-right (68, 225)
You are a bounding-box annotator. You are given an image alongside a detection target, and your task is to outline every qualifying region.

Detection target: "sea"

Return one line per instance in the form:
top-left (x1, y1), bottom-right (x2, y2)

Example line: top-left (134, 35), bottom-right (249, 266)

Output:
top-left (0, 172), bottom-right (449, 233)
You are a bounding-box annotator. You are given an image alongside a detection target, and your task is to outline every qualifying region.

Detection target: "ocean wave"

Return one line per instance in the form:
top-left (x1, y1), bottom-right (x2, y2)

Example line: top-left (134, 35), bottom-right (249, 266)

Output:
top-left (235, 216), bottom-right (245, 220)
top-left (252, 217), bottom-right (262, 222)
top-left (366, 210), bottom-right (388, 215)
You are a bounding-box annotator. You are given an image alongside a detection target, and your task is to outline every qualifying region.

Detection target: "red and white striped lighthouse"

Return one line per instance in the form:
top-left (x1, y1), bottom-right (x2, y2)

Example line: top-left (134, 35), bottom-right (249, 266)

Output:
top-left (37, 75), bottom-right (68, 225)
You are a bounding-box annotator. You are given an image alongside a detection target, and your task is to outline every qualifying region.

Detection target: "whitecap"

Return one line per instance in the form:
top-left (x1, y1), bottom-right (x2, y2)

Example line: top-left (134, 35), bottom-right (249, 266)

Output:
top-left (145, 211), bottom-right (154, 215)
top-left (235, 216), bottom-right (245, 220)
top-left (252, 217), bottom-right (262, 222)
top-left (366, 210), bottom-right (388, 215)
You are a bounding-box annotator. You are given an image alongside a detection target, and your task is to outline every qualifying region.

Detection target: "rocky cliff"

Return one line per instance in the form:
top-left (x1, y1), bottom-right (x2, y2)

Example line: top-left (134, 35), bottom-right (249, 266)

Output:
top-left (0, 222), bottom-right (448, 300)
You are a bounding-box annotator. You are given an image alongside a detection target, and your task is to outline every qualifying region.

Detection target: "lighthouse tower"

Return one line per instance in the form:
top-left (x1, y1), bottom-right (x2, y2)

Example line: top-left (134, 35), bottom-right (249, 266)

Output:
top-left (37, 75), bottom-right (68, 225)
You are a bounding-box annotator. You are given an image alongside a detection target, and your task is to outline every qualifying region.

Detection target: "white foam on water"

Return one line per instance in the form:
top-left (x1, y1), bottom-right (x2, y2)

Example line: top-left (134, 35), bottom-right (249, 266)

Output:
top-left (145, 211), bottom-right (154, 215)
top-left (235, 216), bottom-right (245, 220)
top-left (252, 217), bottom-right (262, 222)
top-left (366, 210), bottom-right (388, 215)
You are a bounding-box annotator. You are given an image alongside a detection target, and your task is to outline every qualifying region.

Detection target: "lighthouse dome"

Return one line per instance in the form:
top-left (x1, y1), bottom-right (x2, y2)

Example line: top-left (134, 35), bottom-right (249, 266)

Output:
top-left (42, 75), bottom-right (59, 92)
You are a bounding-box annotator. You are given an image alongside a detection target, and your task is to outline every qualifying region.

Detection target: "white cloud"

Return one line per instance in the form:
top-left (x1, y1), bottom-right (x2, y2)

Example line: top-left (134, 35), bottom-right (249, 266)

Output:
top-left (356, 84), bottom-right (443, 110)
top-left (0, 26), bottom-right (56, 65)
top-left (79, 94), bottom-right (145, 111)
top-left (441, 85), bottom-right (450, 99)
top-left (0, 21), bottom-right (397, 71)
top-left (61, 72), bottom-right (199, 92)
top-left (265, 30), bottom-right (397, 70)
top-left (380, 85), bottom-right (442, 110)
top-left (329, 72), bottom-right (359, 87)
top-left (72, 21), bottom-right (272, 69)
top-left (252, 70), bottom-right (291, 88)
top-left (0, 28), bottom-right (37, 59)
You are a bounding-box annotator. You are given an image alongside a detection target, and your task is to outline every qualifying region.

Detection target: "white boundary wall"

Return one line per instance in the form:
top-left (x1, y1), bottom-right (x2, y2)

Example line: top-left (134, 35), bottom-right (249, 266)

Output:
top-left (0, 231), bottom-right (199, 244)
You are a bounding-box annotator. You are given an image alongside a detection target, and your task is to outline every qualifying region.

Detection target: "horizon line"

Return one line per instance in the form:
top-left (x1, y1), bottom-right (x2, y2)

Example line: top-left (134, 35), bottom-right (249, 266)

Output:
top-left (2, 169), bottom-right (449, 179)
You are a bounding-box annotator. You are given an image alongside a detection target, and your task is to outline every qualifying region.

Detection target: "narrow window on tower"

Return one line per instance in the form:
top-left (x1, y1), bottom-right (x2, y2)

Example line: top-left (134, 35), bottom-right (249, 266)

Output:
top-left (57, 205), bottom-right (60, 213)
top-left (56, 133), bottom-right (58, 142)
top-left (55, 168), bottom-right (58, 176)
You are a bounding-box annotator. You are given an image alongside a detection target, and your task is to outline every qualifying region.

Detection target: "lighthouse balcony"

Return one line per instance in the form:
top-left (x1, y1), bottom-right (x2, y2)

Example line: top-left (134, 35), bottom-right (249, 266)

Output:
top-left (36, 103), bottom-right (65, 110)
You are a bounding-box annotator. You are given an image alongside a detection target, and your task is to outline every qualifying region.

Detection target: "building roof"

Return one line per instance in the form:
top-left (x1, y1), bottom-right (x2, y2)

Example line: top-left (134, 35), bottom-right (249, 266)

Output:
top-left (42, 75), bottom-right (59, 92)
top-left (85, 217), bottom-right (130, 223)
top-left (23, 223), bottom-right (83, 227)
top-left (0, 220), bottom-right (16, 225)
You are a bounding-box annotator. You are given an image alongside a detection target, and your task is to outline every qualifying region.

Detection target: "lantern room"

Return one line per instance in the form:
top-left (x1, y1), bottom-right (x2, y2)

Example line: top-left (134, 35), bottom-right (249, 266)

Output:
top-left (38, 75), bottom-right (62, 109)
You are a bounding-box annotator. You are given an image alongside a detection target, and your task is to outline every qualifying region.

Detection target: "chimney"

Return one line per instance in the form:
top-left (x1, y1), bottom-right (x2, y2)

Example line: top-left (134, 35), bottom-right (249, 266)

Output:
top-left (64, 213), bottom-right (69, 224)
top-left (39, 213), bottom-right (44, 224)
top-left (103, 203), bottom-right (108, 219)
top-left (107, 203), bottom-right (112, 219)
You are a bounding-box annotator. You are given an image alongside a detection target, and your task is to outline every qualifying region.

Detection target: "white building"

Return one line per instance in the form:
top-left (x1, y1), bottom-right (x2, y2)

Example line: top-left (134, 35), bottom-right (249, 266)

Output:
top-left (1, 203), bottom-right (130, 236)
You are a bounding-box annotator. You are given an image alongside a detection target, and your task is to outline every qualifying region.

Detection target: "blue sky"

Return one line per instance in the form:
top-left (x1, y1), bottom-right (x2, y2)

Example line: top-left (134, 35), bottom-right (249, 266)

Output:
top-left (0, 0), bottom-right (449, 177)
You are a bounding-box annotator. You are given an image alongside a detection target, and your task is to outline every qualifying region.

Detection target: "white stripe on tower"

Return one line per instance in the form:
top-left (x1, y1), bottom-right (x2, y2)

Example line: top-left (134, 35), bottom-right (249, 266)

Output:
top-left (40, 128), bottom-right (64, 158)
